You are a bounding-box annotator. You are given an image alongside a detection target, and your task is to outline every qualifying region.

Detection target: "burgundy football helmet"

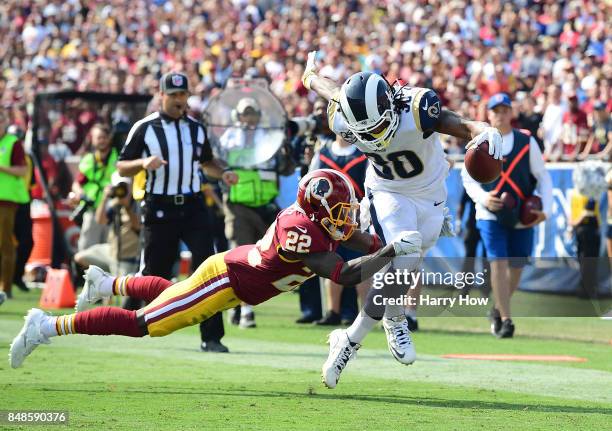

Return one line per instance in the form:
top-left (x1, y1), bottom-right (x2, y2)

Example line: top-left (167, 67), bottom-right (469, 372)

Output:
top-left (296, 169), bottom-right (359, 241)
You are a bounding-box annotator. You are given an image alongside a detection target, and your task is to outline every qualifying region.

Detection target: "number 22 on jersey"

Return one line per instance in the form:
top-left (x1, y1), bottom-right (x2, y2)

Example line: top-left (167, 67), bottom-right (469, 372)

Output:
top-left (247, 221), bottom-right (314, 292)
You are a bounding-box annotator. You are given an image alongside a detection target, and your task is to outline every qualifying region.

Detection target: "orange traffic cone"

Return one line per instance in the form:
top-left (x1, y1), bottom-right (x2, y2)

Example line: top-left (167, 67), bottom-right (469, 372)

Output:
top-left (40, 269), bottom-right (76, 309)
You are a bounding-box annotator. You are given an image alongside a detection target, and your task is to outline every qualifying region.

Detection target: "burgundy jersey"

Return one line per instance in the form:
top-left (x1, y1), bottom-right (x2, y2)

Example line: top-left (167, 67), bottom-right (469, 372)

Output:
top-left (225, 204), bottom-right (340, 305)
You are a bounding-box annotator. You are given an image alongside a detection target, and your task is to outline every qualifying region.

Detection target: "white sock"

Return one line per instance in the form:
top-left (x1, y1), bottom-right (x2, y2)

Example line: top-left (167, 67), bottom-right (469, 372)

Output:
top-left (384, 304), bottom-right (404, 319)
top-left (99, 275), bottom-right (116, 297)
top-left (346, 311), bottom-right (378, 344)
top-left (405, 308), bottom-right (417, 319)
top-left (241, 305), bottom-right (253, 316)
top-left (40, 315), bottom-right (58, 338)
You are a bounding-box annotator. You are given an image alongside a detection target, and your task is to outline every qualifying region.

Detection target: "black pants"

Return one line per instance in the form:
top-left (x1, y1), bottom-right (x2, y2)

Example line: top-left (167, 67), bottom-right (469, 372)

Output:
top-left (576, 224), bottom-right (601, 298)
top-left (142, 198), bottom-right (224, 342)
top-left (298, 276), bottom-right (322, 320)
top-left (13, 202), bottom-right (33, 284)
top-left (461, 225), bottom-right (491, 296)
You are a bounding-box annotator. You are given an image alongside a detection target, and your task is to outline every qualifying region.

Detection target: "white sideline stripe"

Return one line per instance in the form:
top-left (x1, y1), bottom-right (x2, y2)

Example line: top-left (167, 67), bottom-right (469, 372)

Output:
top-left (144, 276), bottom-right (230, 322)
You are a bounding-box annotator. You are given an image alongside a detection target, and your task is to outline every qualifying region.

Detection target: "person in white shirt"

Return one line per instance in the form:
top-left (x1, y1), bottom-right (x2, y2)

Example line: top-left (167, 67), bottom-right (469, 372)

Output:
top-left (540, 85), bottom-right (567, 161)
top-left (462, 93), bottom-right (552, 338)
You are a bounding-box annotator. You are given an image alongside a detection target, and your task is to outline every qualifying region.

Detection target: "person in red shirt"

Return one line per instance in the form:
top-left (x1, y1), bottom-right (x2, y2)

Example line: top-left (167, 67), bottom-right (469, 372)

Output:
top-left (9, 170), bottom-right (424, 377)
top-left (0, 112), bottom-right (27, 298)
top-left (562, 94), bottom-right (589, 160)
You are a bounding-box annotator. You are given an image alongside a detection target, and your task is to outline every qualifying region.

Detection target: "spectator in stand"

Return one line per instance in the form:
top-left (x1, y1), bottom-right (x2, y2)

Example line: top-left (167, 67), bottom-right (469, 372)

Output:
top-left (540, 85), bottom-right (567, 161)
top-left (561, 93), bottom-right (589, 161)
top-left (580, 101), bottom-right (612, 160)
top-left (516, 92), bottom-right (544, 152)
top-left (0, 0), bottom-right (608, 141)
top-left (49, 101), bottom-right (94, 155)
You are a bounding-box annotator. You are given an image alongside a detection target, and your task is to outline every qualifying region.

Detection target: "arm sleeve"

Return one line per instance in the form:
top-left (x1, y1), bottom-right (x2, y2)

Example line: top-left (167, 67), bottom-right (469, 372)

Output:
top-left (461, 165), bottom-right (490, 206)
top-left (528, 136), bottom-right (553, 218)
top-left (119, 122), bottom-right (147, 161)
top-left (198, 125), bottom-right (213, 163)
top-left (410, 88), bottom-right (442, 133)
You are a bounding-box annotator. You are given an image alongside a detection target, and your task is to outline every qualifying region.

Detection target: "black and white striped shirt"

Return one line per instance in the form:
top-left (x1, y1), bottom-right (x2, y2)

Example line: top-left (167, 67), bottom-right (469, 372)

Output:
top-left (119, 112), bottom-right (213, 195)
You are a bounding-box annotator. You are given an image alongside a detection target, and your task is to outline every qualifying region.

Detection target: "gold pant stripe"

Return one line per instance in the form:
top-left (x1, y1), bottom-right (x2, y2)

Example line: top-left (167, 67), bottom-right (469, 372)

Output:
top-left (143, 252), bottom-right (240, 337)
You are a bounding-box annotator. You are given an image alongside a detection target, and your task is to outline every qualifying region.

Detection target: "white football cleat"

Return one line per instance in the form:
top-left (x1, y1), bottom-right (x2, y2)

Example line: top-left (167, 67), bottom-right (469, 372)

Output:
top-left (9, 308), bottom-right (51, 368)
top-left (0, 291), bottom-right (6, 306)
top-left (76, 265), bottom-right (111, 312)
top-left (383, 315), bottom-right (416, 365)
top-left (321, 329), bottom-right (360, 389)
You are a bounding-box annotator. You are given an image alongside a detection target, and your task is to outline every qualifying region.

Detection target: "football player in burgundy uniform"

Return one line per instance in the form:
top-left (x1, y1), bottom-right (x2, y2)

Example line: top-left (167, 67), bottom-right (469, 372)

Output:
top-left (10, 170), bottom-right (422, 386)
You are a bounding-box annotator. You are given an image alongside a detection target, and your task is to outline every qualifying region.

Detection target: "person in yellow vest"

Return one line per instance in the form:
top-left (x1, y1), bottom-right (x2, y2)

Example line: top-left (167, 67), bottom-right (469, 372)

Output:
top-left (0, 113), bottom-right (29, 298)
top-left (12, 145), bottom-right (35, 293)
top-left (71, 123), bottom-right (118, 251)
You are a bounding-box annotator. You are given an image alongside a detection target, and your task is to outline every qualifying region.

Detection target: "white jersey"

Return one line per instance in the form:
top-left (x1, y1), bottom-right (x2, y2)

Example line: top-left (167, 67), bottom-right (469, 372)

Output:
top-left (328, 86), bottom-right (449, 197)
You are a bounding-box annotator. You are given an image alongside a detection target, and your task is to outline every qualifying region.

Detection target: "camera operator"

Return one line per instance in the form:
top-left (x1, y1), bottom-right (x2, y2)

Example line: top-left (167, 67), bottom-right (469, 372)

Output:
top-left (74, 173), bottom-right (140, 281)
top-left (71, 123), bottom-right (118, 251)
top-left (289, 99), bottom-right (334, 177)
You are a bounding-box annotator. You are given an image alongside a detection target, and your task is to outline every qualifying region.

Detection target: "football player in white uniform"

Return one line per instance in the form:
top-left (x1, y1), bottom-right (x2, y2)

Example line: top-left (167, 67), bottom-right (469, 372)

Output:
top-left (302, 51), bottom-right (504, 388)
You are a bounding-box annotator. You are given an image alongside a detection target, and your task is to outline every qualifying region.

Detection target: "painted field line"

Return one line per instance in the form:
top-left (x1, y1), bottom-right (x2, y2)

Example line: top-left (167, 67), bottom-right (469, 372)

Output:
top-left (442, 354), bottom-right (587, 362)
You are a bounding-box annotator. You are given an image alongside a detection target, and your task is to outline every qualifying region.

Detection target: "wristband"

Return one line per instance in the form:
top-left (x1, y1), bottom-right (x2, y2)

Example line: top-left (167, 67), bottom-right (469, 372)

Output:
top-left (302, 71), bottom-right (316, 90)
top-left (368, 234), bottom-right (382, 254)
top-left (330, 260), bottom-right (344, 284)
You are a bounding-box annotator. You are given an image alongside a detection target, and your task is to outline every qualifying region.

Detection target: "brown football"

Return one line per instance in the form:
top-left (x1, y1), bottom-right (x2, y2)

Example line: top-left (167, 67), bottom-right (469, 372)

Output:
top-left (464, 141), bottom-right (503, 184)
top-left (520, 195), bottom-right (542, 225)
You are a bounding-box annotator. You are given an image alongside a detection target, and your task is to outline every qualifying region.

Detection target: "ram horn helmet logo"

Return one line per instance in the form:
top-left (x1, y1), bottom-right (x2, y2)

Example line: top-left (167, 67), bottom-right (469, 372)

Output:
top-left (308, 177), bottom-right (333, 202)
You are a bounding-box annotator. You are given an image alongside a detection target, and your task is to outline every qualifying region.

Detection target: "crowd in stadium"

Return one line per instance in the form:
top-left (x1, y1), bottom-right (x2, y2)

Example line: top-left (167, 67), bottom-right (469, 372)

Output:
top-left (0, 0), bottom-right (610, 160)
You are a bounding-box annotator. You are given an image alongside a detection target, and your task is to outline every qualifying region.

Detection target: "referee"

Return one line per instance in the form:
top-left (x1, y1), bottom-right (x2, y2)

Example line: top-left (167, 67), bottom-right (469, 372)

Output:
top-left (117, 72), bottom-right (238, 352)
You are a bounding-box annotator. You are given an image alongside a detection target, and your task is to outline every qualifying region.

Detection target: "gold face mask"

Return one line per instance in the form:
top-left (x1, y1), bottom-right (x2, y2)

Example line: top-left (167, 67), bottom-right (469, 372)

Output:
top-left (321, 201), bottom-right (359, 241)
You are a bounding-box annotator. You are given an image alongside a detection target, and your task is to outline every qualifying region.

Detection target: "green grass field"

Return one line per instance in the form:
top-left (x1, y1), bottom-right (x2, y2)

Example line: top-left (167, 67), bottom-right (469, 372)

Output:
top-left (1, 289), bottom-right (611, 430)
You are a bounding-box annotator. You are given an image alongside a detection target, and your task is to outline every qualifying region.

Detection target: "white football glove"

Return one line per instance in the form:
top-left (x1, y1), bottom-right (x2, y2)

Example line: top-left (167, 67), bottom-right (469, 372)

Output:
top-left (465, 127), bottom-right (503, 160)
top-left (440, 207), bottom-right (456, 238)
top-left (302, 50), bottom-right (319, 90)
top-left (392, 231), bottom-right (422, 256)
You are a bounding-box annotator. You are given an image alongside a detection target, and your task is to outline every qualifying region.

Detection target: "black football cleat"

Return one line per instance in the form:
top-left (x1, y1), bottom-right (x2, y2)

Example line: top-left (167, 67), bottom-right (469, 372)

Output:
top-left (488, 308), bottom-right (502, 335)
top-left (201, 340), bottom-right (229, 353)
top-left (496, 319), bottom-right (515, 338)
top-left (295, 314), bottom-right (319, 324)
top-left (315, 311), bottom-right (342, 326)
